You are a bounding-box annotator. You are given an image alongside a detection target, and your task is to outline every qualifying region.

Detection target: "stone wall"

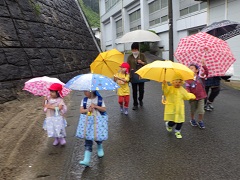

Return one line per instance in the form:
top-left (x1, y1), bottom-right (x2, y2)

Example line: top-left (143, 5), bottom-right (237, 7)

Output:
top-left (0, 0), bottom-right (99, 103)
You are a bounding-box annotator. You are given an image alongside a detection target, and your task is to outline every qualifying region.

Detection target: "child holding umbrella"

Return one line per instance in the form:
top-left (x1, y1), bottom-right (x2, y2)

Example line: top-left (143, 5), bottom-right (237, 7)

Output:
top-left (163, 73), bottom-right (196, 139)
top-left (43, 83), bottom-right (67, 146)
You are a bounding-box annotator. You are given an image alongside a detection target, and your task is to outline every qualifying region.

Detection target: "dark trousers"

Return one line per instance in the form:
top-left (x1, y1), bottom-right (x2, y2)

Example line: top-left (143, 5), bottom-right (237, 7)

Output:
top-left (131, 82), bottom-right (145, 106)
top-left (85, 140), bottom-right (102, 152)
top-left (168, 121), bottom-right (183, 131)
top-left (205, 86), bottom-right (220, 104)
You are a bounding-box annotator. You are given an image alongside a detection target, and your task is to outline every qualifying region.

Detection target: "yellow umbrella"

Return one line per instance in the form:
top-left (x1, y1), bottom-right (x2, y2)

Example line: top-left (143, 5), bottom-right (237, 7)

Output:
top-left (90, 49), bottom-right (124, 78)
top-left (135, 60), bottom-right (194, 82)
top-left (136, 60), bottom-right (194, 104)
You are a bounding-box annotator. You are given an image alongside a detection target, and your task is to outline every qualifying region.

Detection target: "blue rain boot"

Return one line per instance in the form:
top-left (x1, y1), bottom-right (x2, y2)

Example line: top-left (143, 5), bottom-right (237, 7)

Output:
top-left (97, 144), bottom-right (104, 158)
top-left (79, 151), bottom-right (91, 166)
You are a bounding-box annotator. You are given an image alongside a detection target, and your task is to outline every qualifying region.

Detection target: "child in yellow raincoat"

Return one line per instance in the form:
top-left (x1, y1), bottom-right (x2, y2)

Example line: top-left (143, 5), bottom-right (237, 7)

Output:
top-left (114, 62), bottom-right (130, 115)
top-left (162, 73), bottom-right (196, 139)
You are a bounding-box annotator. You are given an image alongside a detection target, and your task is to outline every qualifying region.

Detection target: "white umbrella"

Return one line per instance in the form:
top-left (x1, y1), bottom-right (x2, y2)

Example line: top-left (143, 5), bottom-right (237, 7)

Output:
top-left (118, 30), bottom-right (161, 43)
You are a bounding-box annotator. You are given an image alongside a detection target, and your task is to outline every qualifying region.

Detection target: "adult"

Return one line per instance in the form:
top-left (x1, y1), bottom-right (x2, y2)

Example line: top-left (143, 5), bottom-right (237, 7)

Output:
top-left (127, 42), bottom-right (148, 110)
top-left (204, 76), bottom-right (221, 111)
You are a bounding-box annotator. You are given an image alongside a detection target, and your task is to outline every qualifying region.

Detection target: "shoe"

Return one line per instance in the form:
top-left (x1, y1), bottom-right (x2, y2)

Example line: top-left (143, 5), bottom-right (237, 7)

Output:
top-left (124, 108), bottom-right (128, 115)
top-left (59, 137), bottom-right (66, 145)
top-left (120, 106), bottom-right (123, 113)
top-left (53, 138), bottom-right (59, 146)
top-left (190, 119), bottom-right (198, 126)
top-left (208, 103), bottom-right (214, 109)
top-left (197, 121), bottom-right (205, 129)
top-left (139, 101), bottom-right (143, 106)
top-left (175, 131), bottom-right (182, 139)
top-left (165, 122), bottom-right (172, 132)
top-left (204, 104), bottom-right (212, 111)
top-left (132, 106), bottom-right (138, 110)
top-left (97, 144), bottom-right (104, 158)
top-left (80, 151), bottom-right (92, 166)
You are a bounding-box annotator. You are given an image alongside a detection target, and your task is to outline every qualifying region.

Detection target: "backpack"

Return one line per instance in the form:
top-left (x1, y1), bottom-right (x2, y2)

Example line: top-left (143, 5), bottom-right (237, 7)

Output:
top-left (83, 96), bottom-right (107, 115)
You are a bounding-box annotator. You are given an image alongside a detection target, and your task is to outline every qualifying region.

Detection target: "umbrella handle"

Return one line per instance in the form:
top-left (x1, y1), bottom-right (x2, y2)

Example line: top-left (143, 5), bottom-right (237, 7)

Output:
top-left (44, 100), bottom-right (47, 112)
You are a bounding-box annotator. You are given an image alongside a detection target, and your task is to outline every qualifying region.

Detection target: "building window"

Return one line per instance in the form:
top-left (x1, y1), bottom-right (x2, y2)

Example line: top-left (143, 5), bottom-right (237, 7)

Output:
top-left (129, 9), bottom-right (141, 22)
top-left (149, 0), bottom-right (168, 14)
top-left (105, 0), bottom-right (120, 12)
top-left (188, 28), bottom-right (201, 36)
top-left (180, 2), bottom-right (207, 17)
top-left (149, 15), bottom-right (168, 27)
top-left (116, 19), bottom-right (123, 38)
top-left (200, 2), bottom-right (207, 10)
top-left (161, 15), bottom-right (168, 23)
top-left (149, 0), bottom-right (160, 14)
top-left (161, 0), bottom-right (168, 8)
top-left (180, 8), bottom-right (188, 16)
top-left (189, 4), bottom-right (198, 14)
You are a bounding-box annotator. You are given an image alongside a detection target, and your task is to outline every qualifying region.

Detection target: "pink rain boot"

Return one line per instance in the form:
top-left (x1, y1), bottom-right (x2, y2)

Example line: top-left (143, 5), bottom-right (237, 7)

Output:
top-left (59, 137), bottom-right (66, 145)
top-left (53, 138), bottom-right (59, 146)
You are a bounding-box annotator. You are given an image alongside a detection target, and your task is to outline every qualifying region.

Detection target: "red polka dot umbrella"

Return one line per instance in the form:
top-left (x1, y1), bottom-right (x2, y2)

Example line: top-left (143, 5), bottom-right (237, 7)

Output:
top-left (174, 32), bottom-right (236, 77)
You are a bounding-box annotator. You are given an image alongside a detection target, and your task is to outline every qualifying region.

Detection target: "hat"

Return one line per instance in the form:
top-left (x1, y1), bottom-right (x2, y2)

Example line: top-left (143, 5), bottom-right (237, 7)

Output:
top-left (172, 72), bottom-right (183, 81)
top-left (48, 83), bottom-right (63, 97)
top-left (120, 62), bottom-right (130, 73)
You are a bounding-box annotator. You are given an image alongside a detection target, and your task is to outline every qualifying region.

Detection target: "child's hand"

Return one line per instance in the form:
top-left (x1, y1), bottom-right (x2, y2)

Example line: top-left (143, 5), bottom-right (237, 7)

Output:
top-left (201, 59), bottom-right (206, 66)
top-left (162, 80), bottom-right (167, 84)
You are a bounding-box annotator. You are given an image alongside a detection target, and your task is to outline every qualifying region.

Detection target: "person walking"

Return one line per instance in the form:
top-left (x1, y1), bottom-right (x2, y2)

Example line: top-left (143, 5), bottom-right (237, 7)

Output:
top-left (163, 73), bottom-right (196, 139)
top-left (114, 62), bottom-right (130, 115)
top-left (78, 91), bottom-right (107, 167)
top-left (127, 42), bottom-right (148, 110)
top-left (204, 76), bottom-right (221, 111)
top-left (186, 60), bottom-right (208, 129)
top-left (43, 83), bottom-right (67, 146)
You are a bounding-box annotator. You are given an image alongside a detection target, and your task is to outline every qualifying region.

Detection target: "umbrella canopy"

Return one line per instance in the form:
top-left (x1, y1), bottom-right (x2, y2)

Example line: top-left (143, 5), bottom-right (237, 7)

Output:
top-left (174, 32), bottom-right (236, 77)
top-left (201, 20), bottom-right (240, 41)
top-left (135, 60), bottom-right (194, 82)
top-left (23, 76), bottom-right (71, 97)
top-left (90, 49), bottom-right (124, 78)
top-left (64, 73), bottom-right (119, 91)
top-left (118, 30), bottom-right (161, 43)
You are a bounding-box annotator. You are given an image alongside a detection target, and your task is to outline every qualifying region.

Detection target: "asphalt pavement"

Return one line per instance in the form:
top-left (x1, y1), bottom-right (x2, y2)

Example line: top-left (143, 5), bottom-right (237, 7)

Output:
top-left (61, 80), bottom-right (240, 180)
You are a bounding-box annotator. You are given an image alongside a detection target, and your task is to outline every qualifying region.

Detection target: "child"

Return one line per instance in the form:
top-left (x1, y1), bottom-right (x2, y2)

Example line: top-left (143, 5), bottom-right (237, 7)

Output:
top-left (43, 83), bottom-right (67, 146)
top-left (185, 60), bottom-right (208, 129)
top-left (79, 91), bottom-right (107, 166)
top-left (163, 73), bottom-right (196, 139)
top-left (114, 62), bottom-right (130, 115)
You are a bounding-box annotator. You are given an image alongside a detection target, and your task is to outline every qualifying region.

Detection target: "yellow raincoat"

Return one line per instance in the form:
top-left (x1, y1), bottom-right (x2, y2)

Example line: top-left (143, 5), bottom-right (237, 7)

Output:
top-left (162, 83), bottom-right (195, 123)
top-left (115, 72), bottom-right (130, 96)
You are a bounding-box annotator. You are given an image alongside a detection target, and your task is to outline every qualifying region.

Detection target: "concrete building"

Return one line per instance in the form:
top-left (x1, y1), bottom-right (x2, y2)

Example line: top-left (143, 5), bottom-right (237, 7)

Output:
top-left (99, 0), bottom-right (240, 80)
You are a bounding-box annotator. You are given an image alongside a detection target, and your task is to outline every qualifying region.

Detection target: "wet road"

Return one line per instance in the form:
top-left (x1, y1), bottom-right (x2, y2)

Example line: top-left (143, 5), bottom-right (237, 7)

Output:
top-left (61, 80), bottom-right (240, 180)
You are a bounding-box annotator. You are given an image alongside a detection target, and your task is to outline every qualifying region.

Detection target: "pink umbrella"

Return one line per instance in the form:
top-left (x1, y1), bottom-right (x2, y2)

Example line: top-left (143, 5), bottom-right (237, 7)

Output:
top-left (23, 76), bottom-right (71, 97)
top-left (174, 32), bottom-right (236, 77)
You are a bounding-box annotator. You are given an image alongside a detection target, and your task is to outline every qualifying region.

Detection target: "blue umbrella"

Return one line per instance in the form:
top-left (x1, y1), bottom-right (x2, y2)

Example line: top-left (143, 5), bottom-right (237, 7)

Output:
top-left (65, 73), bottom-right (119, 91)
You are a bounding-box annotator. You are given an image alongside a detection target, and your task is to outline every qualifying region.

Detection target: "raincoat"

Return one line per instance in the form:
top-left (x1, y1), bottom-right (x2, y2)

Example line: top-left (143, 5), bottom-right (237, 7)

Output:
top-left (115, 72), bottom-right (130, 96)
top-left (163, 84), bottom-right (195, 123)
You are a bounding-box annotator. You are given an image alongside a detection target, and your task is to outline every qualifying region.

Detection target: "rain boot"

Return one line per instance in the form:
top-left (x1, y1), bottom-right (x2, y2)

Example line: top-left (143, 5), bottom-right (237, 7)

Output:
top-left (53, 138), bottom-right (59, 146)
top-left (97, 144), bottom-right (104, 158)
top-left (79, 151), bottom-right (91, 166)
top-left (59, 137), bottom-right (66, 145)
top-left (124, 108), bottom-right (128, 115)
top-left (120, 106), bottom-right (123, 113)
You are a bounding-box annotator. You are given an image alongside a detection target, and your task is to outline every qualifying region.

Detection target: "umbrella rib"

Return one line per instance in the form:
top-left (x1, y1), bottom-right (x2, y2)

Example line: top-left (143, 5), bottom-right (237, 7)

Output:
top-left (103, 60), bottom-right (115, 75)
